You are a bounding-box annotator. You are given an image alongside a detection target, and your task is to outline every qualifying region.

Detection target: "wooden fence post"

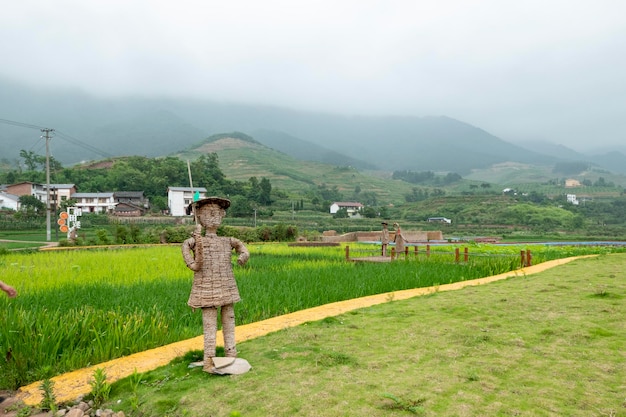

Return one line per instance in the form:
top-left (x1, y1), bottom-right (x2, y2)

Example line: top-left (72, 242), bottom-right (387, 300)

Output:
top-left (455, 247), bottom-right (460, 263)
top-left (391, 247), bottom-right (396, 260)
top-left (345, 245), bottom-right (350, 261)
top-left (426, 244), bottom-right (430, 258)
top-left (526, 250), bottom-right (532, 267)
top-left (464, 247), bottom-right (469, 262)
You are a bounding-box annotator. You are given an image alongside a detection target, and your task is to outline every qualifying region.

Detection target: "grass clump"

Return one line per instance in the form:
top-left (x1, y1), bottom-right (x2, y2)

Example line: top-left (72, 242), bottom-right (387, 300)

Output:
top-left (381, 393), bottom-right (426, 414)
top-left (38, 378), bottom-right (57, 413)
top-left (88, 368), bottom-right (111, 409)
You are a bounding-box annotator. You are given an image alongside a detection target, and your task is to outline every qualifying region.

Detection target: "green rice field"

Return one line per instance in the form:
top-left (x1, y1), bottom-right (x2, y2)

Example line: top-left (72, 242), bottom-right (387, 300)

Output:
top-left (1, 242), bottom-right (624, 390)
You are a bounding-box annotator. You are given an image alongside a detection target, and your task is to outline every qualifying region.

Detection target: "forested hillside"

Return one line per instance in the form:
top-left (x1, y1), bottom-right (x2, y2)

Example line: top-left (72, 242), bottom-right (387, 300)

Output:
top-left (5, 78), bottom-right (620, 175)
top-left (3, 130), bottom-right (626, 241)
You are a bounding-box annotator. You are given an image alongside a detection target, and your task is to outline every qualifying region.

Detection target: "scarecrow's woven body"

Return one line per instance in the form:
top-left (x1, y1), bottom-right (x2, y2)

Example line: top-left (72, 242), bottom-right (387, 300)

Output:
top-left (381, 225), bottom-right (390, 256)
top-left (393, 222), bottom-right (406, 254)
top-left (182, 234), bottom-right (249, 308)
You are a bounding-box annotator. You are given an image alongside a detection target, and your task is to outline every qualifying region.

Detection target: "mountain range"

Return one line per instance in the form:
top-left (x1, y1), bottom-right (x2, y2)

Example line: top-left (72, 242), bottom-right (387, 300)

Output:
top-left (1, 77), bottom-right (625, 176)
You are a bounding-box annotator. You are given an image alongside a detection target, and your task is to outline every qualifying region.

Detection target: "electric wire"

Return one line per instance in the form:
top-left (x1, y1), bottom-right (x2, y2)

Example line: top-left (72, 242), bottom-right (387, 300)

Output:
top-left (0, 117), bottom-right (114, 160)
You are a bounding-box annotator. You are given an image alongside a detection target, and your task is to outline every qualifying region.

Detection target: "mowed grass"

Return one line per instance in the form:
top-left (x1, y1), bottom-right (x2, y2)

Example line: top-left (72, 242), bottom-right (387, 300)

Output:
top-left (105, 253), bottom-right (626, 417)
top-left (0, 242), bottom-right (43, 250)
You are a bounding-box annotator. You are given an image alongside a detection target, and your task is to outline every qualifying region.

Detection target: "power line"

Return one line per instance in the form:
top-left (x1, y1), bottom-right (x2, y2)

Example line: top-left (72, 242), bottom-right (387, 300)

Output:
top-left (0, 117), bottom-right (114, 160)
top-left (0, 118), bottom-right (46, 130)
top-left (55, 130), bottom-right (114, 159)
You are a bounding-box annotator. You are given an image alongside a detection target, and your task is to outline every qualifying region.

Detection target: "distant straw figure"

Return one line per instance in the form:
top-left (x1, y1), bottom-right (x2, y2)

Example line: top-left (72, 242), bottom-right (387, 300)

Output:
top-left (381, 221), bottom-right (390, 256)
top-left (393, 222), bottom-right (406, 257)
top-left (181, 197), bottom-right (250, 374)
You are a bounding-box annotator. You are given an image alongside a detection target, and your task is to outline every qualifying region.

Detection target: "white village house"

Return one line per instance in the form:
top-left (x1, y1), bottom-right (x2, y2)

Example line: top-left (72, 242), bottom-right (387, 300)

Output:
top-left (3, 181), bottom-right (48, 203)
top-left (329, 201), bottom-right (364, 217)
top-left (566, 194), bottom-right (580, 205)
top-left (167, 186), bottom-right (207, 216)
top-left (71, 192), bottom-right (116, 214)
top-left (1, 182), bottom-right (77, 207)
top-left (48, 184), bottom-right (77, 208)
top-left (0, 192), bottom-right (20, 211)
top-left (428, 217), bottom-right (452, 224)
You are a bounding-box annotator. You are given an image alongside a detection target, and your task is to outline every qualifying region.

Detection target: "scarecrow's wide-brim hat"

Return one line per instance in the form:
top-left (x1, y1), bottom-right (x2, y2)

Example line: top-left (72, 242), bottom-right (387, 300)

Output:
top-left (186, 196), bottom-right (231, 215)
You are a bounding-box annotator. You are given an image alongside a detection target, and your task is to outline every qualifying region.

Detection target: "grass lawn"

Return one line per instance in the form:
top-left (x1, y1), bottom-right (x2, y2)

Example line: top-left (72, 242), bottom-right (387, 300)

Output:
top-left (90, 253), bottom-right (626, 417)
top-left (0, 231), bottom-right (55, 251)
top-left (0, 241), bottom-right (43, 251)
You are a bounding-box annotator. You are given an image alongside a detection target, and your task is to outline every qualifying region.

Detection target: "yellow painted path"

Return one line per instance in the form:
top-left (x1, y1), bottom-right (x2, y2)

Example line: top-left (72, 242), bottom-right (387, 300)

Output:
top-left (16, 256), bottom-right (590, 405)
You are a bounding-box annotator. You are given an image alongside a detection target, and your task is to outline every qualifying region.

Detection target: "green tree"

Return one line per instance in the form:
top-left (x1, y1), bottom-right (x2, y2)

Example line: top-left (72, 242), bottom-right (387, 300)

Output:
top-left (3, 170), bottom-right (16, 184)
top-left (362, 206), bottom-right (377, 218)
top-left (19, 150), bottom-right (38, 171)
top-left (150, 196), bottom-right (168, 212)
top-left (333, 207), bottom-right (349, 219)
top-left (191, 153), bottom-right (225, 193)
top-left (228, 195), bottom-right (253, 218)
top-left (59, 198), bottom-right (77, 212)
top-left (110, 161), bottom-right (147, 191)
top-left (259, 177), bottom-right (272, 205)
top-left (19, 195), bottom-right (46, 213)
top-left (247, 177), bottom-right (260, 202)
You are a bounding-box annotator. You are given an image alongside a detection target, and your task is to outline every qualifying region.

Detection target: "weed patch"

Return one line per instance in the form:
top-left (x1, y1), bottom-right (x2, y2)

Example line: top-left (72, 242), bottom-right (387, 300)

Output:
top-left (381, 393), bottom-right (426, 414)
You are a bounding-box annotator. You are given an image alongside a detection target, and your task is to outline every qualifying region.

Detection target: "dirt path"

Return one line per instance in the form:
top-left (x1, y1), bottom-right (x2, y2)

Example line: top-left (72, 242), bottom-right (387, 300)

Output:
top-left (0, 239), bottom-right (59, 250)
top-left (12, 256), bottom-right (591, 406)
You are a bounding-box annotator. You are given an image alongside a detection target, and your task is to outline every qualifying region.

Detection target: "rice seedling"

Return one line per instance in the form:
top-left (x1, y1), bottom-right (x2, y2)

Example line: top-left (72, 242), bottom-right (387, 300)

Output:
top-left (0, 243), bottom-right (622, 389)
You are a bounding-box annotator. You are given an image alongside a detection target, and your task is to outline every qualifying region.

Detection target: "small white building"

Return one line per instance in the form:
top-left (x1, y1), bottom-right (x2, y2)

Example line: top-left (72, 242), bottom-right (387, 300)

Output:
top-left (566, 194), bottom-right (579, 205)
top-left (329, 201), bottom-right (364, 216)
top-left (71, 192), bottom-right (117, 213)
top-left (428, 217), bottom-right (452, 224)
top-left (167, 186), bottom-right (207, 216)
top-left (0, 192), bottom-right (20, 211)
top-left (3, 182), bottom-right (77, 206)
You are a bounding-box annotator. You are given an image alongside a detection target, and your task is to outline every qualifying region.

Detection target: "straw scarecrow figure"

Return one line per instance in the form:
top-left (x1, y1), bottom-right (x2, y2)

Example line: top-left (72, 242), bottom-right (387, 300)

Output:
top-left (182, 197), bottom-right (251, 374)
top-left (381, 221), bottom-right (390, 256)
top-left (393, 222), bottom-right (406, 257)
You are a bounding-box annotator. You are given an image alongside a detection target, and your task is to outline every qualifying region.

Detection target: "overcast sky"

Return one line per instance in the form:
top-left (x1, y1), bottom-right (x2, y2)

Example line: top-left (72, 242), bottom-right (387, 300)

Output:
top-left (2, 1), bottom-right (625, 151)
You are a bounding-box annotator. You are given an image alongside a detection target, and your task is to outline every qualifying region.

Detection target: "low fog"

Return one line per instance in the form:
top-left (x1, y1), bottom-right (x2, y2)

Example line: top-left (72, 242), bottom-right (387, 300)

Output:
top-left (1, 0), bottom-right (626, 151)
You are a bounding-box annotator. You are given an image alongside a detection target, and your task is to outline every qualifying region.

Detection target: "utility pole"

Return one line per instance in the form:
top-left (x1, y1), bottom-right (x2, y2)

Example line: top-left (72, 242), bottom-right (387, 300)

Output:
top-left (42, 128), bottom-right (54, 242)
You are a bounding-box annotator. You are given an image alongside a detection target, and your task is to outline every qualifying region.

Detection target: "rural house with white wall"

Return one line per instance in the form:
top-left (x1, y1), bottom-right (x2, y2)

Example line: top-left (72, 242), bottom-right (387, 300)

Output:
top-left (167, 186), bottom-right (207, 216)
top-left (0, 192), bottom-right (20, 211)
top-left (329, 201), bottom-right (364, 217)
top-left (71, 192), bottom-right (116, 213)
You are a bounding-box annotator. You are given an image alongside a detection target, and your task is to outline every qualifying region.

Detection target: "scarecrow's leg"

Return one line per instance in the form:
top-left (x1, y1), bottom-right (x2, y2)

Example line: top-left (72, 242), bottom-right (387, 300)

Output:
top-left (221, 303), bottom-right (237, 357)
top-left (202, 307), bottom-right (217, 370)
